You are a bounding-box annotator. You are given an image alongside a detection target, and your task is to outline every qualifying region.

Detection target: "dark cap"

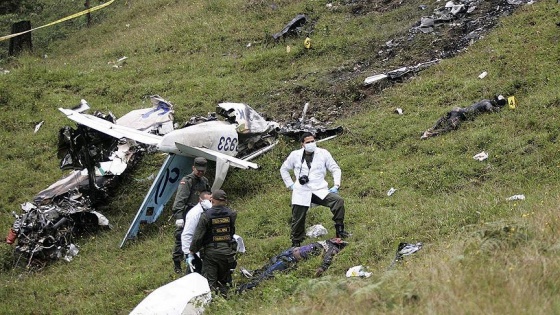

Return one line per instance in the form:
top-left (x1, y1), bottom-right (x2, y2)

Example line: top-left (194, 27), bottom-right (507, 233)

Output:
top-left (212, 189), bottom-right (227, 201)
top-left (194, 157), bottom-right (207, 171)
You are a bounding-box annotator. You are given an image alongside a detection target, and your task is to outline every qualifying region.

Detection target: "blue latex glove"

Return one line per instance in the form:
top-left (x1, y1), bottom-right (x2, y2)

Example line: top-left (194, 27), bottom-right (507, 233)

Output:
top-left (186, 253), bottom-right (195, 271)
top-left (289, 184), bottom-right (294, 190)
top-left (329, 186), bottom-right (339, 194)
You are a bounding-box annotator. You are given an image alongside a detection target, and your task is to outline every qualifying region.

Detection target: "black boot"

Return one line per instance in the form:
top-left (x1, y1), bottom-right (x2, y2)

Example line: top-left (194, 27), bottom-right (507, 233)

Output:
top-left (335, 224), bottom-right (351, 239)
top-left (291, 240), bottom-right (301, 247)
top-left (173, 260), bottom-right (182, 274)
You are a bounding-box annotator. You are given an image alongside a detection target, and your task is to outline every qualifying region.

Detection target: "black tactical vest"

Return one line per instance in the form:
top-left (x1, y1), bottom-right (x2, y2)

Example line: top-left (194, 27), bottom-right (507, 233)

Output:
top-left (203, 206), bottom-right (235, 245)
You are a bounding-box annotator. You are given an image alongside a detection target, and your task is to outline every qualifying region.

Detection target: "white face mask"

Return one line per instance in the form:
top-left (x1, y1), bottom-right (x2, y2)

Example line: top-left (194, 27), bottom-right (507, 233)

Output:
top-left (200, 199), bottom-right (212, 210)
top-left (304, 142), bottom-right (317, 153)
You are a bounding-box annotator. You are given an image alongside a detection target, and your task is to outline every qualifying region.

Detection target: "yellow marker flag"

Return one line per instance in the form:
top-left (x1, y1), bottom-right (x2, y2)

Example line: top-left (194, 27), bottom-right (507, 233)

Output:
top-left (0, 0), bottom-right (116, 42)
top-left (508, 96), bottom-right (517, 110)
top-left (304, 37), bottom-right (311, 49)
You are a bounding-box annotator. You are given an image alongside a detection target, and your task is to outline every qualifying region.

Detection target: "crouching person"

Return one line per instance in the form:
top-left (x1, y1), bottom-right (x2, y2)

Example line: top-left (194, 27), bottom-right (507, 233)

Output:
top-left (188, 189), bottom-right (237, 297)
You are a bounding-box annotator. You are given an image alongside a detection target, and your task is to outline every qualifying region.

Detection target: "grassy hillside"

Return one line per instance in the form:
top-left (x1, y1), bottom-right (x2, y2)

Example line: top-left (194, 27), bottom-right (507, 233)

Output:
top-left (1, 0), bottom-right (559, 314)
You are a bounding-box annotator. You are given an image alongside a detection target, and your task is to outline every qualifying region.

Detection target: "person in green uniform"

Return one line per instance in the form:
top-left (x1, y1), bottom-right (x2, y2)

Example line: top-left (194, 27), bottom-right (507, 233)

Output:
top-left (188, 189), bottom-right (238, 297)
top-left (170, 157), bottom-right (211, 274)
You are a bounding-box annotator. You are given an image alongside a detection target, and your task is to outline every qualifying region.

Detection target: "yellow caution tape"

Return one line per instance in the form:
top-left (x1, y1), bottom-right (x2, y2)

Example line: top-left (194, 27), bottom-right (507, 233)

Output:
top-left (304, 37), bottom-right (311, 49)
top-left (0, 0), bottom-right (115, 42)
top-left (508, 96), bottom-right (517, 110)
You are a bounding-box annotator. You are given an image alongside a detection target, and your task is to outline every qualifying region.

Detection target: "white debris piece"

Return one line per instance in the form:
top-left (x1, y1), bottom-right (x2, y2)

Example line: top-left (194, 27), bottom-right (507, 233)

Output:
top-left (306, 224), bottom-right (328, 238)
top-left (387, 187), bottom-right (397, 196)
top-left (34, 121), bottom-right (44, 133)
top-left (234, 234), bottom-right (246, 253)
top-left (478, 71), bottom-right (488, 79)
top-left (473, 151), bottom-right (488, 161)
top-left (346, 265), bottom-right (372, 278)
top-left (506, 194), bottom-right (525, 201)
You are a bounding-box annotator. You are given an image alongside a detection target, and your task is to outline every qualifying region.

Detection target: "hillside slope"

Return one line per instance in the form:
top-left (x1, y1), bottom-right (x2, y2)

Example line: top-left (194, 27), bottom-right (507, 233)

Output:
top-left (1, 0), bottom-right (559, 314)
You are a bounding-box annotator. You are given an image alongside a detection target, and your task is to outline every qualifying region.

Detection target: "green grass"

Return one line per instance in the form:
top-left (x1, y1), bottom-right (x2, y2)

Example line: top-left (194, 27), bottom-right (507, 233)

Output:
top-left (1, 0), bottom-right (560, 314)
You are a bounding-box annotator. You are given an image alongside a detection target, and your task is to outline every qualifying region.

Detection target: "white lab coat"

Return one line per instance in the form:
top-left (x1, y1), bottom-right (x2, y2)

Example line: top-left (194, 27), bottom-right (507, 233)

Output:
top-left (181, 203), bottom-right (204, 253)
top-left (280, 147), bottom-right (341, 207)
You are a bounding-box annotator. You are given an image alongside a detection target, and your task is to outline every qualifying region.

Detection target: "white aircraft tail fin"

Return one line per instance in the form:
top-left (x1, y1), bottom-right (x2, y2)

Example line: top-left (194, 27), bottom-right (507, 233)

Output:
top-left (120, 154), bottom-right (193, 247)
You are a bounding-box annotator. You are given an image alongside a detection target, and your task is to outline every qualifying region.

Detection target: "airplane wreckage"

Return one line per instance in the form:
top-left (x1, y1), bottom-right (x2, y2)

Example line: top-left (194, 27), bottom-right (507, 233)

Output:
top-left (4, 96), bottom-right (343, 269)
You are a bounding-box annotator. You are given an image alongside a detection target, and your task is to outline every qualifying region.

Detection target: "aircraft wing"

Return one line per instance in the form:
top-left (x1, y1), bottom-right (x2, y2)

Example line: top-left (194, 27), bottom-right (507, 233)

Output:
top-left (58, 108), bottom-right (162, 146)
top-left (174, 142), bottom-right (258, 170)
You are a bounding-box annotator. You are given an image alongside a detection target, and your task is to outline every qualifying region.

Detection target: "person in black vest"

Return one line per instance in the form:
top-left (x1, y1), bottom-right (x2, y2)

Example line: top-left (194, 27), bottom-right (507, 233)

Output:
top-left (170, 157), bottom-right (211, 274)
top-left (188, 189), bottom-right (237, 297)
top-left (421, 95), bottom-right (507, 139)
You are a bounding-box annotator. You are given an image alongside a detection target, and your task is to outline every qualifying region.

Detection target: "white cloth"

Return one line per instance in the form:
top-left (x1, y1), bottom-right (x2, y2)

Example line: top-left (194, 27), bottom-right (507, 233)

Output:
top-left (181, 203), bottom-right (204, 253)
top-left (280, 147), bottom-right (341, 207)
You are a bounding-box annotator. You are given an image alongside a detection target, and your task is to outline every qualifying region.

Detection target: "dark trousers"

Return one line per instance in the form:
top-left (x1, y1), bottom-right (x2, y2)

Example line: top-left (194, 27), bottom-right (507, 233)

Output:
top-left (172, 227), bottom-right (184, 263)
top-left (201, 249), bottom-right (237, 296)
top-left (291, 192), bottom-right (345, 243)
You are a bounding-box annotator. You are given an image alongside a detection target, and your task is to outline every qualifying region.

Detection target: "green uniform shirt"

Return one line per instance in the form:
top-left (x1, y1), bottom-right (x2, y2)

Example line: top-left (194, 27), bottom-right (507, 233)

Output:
top-left (171, 172), bottom-right (211, 219)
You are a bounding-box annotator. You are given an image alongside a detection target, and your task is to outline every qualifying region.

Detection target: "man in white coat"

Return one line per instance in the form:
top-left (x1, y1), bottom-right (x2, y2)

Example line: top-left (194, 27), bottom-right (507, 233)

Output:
top-left (181, 191), bottom-right (212, 273)
top-left (280, 132), bottom-right (350, 247)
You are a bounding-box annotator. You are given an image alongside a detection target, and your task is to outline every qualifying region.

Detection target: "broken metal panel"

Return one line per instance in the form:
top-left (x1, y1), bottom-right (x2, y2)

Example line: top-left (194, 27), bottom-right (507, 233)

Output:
top-left (273, 14), bottom-right (307, 41)
top-left (217, 102), bottom-right (279, 134)
top-left (364, 59), bottom-right (440, 85)
top-left (116, 95), bottom-right (175, 134)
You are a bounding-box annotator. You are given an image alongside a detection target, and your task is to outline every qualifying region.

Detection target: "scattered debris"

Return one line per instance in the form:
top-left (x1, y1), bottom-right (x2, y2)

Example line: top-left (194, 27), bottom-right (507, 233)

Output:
top-left (108, 56), bottom-right (127, 68)
top-left (6, 96), bottom-right (173, 269)
top-left (278, 102), bottom-right (344, 141)
top-left (234, 234), bottom-right (246, 253)
top-left (473, 151), bottom-right (488, 161)
top-left (272, 14), bottom-right (307, 43)
top-left (388, 242), bottom-right (423, 270)
top-left (34, 121), bottom-right (44, 133)
top-left (377, 0), bottom-right (537, 62)
top-left (478, 71), bottom-right (488, 79)
top-left (387, 187), bottom-right (397, 196)
top-left (394, 108), bottom-right (404, 115)
top-left (346, 265), bottom-right (372, 278)
top-left (506, 194), bottom-right (525, 201)
top-left (364, 59), bottom-right (440, 85)
top-left (306, 224), bottom-right (328, 238)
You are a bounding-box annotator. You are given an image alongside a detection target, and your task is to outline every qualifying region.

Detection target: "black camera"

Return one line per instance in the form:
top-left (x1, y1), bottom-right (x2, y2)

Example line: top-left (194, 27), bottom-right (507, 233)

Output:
top-left (298, 175), bottom-right (309, 185)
